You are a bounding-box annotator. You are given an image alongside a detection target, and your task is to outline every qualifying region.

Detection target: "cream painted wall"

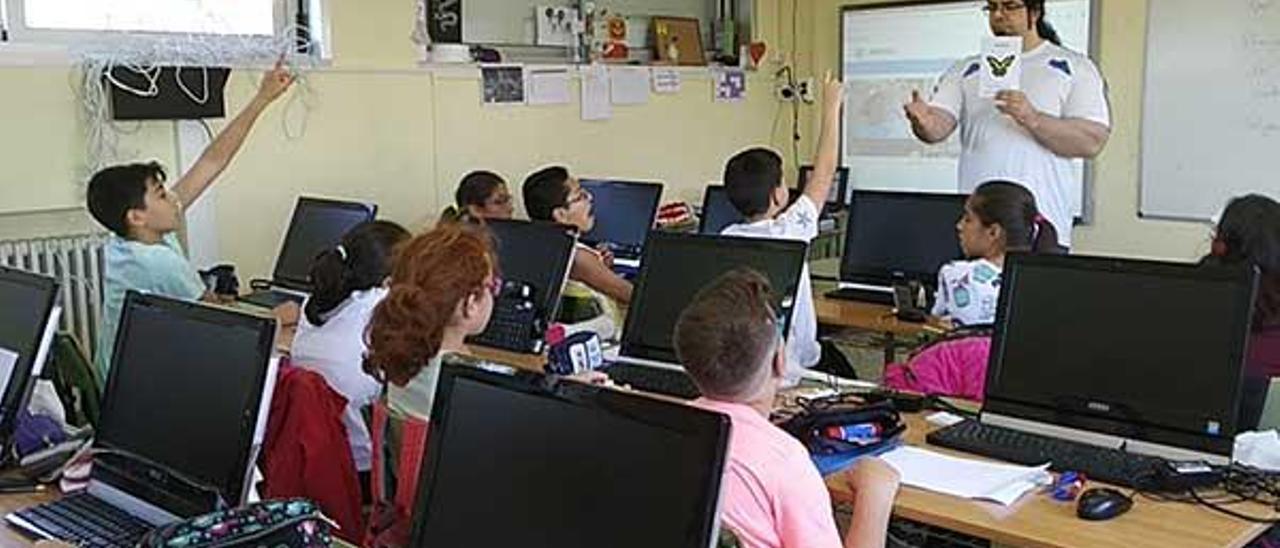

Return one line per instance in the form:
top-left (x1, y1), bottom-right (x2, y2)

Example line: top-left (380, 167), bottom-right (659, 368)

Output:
top-left (798, 0), bottom-right (1214, 261)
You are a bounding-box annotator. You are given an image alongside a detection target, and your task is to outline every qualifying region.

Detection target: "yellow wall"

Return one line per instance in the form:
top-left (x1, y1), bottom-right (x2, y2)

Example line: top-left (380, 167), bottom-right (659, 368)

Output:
top-left (797, 0), bottom-right (1213, 261)
top-left (0, 0), bottom-right (787, 281)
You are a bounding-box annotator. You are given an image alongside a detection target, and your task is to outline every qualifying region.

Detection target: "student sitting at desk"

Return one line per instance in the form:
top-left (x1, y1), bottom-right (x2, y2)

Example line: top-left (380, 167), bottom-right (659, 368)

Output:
top-left (933, 180), bottom-right (1058, 327)
top-left (1202, 195), bottom-right (1280, 378)
top-left (87, 61), bottom-right (295, 379)
top-left (721, 73), bottom-right (843, 381)
top-left (523, 165), bottom-right (633, 308)
top-left (676, 268), bottom-right (900, 548)
top-left (441, 170), bottom-right (514, 223)
top-left (291, 220), bottom-right (410, 474)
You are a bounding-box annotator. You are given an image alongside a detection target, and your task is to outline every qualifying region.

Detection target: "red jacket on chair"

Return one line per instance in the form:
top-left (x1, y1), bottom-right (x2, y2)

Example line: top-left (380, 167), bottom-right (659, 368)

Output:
top-left (261, 366), bottom-right (364, 542)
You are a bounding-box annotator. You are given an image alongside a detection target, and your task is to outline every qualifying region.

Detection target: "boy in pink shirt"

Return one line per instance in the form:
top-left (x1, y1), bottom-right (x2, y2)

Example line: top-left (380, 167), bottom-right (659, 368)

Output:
top-left (675, 269), bottom-right (901, 548)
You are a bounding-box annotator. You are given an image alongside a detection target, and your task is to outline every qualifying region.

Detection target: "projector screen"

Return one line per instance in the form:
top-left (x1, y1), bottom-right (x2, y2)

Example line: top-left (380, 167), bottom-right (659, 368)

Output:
top-left (841, 0), bottom-right (1094, 214)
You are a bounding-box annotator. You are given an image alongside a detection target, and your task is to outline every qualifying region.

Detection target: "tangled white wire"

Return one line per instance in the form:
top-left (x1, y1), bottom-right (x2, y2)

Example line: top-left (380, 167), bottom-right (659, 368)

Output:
top-left (73, 23), bottom-right (319, 176)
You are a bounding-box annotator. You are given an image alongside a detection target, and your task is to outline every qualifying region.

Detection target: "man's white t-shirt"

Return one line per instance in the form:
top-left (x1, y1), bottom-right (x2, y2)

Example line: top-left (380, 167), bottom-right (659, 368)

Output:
top-left (722, 196), bottom-right (822, 380)
top-left (930, 41), bottom-right (1110, 247)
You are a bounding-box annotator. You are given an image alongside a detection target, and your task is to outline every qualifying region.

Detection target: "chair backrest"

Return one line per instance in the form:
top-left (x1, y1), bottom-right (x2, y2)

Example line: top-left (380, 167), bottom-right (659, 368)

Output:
top-left (47, 333), bottom-right (101, 428)
top-left (365, 399), bottom-right (430, 547)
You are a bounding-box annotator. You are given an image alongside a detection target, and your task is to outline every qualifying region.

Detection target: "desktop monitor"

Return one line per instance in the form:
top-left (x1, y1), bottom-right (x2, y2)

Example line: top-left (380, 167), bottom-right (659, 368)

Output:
top-left (579, 179), bottom-right (663, 255)
top-left (272, 197), bottom-right (377, 290)
top-left (96, 292), bottom-right (276, 518)
top-left (839, 190), bottom-right (966, 287)
top-left (622, 232), bottom-right (808, 364)
top-left (984, 254), bottom-right (1260, 460)
top-left (798, 165), bottom-right (851, 208)
top-left (410, 360), bottom-right (730, 548)
top-left (482, 219), bottom-right (577, 325)
top-left (0, 266), bottom-right (60, 444)
top-left (698, 186), bottom-right (745, 235)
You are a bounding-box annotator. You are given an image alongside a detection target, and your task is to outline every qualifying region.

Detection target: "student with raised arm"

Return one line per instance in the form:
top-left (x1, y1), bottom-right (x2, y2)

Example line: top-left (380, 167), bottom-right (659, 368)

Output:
top-left (87, 61), bottom-right (296, 378)
top-left (904, 0), bottom-right (1110, 253)
top-left (720, 73), bottom-right (845, 381)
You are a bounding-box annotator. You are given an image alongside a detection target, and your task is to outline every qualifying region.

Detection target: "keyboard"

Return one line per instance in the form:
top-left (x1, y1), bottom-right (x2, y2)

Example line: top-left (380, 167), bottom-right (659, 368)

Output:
top-left (824, 287), bottom-right (895, 306)
top-left (469, 286), bottom-right (544, 354)
top-left (927, 420), bottom-right (1167, 489)
top-left (9, 493), bottom-right (153, 548)
top-left (238, 289), bottom-right (304, 309)
top-left (602, 363), bottom-right (701, 400)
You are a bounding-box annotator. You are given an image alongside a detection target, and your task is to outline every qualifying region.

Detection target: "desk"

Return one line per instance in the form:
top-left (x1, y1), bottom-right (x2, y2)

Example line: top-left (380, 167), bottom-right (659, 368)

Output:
top-left (826, 414), bottom-right (1271, 548)
top-left (467, 345), bottom-right (547, 373)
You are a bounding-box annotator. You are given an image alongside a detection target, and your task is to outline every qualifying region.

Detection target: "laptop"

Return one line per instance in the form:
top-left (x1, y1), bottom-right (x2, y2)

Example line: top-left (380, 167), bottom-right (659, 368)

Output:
top-left (827, 190), bottom-right (966, 306)
top-left (410, 358), bottom-right (730, 548)
top-left (8, 292), bottom-right (278, 547)
top-left (699, 184), bottom-right (803, 236)
top-left (579, 179), bottom-right (663, 273)
top-left (468, 220), bottom-right (576, 354)
top-left (928, 254), bottom-right (1261, 485)
top-left (240, 196), bottom-right (376, 308)
top-left (601, 232), bottom-right (808, 399)
top-left (0, 266), bottom-right (62, 447)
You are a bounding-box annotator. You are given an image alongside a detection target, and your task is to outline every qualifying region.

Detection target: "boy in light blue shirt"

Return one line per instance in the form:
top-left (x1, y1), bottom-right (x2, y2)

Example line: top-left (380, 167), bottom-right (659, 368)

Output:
top-left (88, 62), bottom-right (295, 379)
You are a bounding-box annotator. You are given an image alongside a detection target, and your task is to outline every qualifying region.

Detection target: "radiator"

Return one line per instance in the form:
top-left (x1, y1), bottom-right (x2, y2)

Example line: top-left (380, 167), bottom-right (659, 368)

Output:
top-left (0, 233), bottom-right (109, 361)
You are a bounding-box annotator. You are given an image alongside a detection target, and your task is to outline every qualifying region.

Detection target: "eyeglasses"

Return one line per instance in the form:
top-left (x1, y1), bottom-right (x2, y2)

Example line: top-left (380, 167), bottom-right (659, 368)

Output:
top-left (982, 2), bottom-right (1026, 13)
top-left (566, 188), bottom-right (593, 206)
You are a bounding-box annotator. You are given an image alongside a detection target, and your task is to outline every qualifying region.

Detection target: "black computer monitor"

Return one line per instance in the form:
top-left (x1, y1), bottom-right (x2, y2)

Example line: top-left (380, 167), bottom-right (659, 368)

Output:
top-left (482, 219), bottom-right (577, 324)
top-left (410, 361), bottom-right (730, 548)
top-left (622, 232), bottom-right (808, 364)
top-left (272, 197), bottom-right (377, 290)
top-left (579, 179), bottom-right (663, 255)
top-left (798, 165), bottom-right (851, 208)
top-left (984, 254), bottom-right (1260, 459)
top-left (96, 292), bottom-right (276, 518)
top-left (839, 190), bottom-right (966, 287)
top-left (698, 185), bottom-right (744, 235)
top-left (0, 266), bottom-right (60, 444)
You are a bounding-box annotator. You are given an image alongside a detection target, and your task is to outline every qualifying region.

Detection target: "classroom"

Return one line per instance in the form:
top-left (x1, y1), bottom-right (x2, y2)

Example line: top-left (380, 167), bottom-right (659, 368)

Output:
top-left (0, 0), bottom-right (1278, 546)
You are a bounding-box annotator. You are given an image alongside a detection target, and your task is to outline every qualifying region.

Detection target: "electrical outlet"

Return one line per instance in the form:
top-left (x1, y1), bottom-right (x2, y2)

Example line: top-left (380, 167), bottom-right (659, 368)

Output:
top-left (797, 77), bottom-right (816, 104)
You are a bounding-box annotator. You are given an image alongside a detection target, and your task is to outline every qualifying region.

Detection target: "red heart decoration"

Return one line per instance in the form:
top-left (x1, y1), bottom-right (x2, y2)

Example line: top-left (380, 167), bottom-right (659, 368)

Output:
top-left (749, 42), bottom-right (767, 66)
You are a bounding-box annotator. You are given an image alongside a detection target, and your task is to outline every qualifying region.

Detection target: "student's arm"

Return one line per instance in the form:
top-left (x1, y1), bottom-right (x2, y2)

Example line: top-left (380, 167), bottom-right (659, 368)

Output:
top-left (842, 458), bottom-right (901, 548)
top-left (171, 60), bottom-right (296, 207)
top-left (571, 251), bottom-right (633, 305)
top-left (802, 72), bottom-right (846, 207)
top-left (994, 90), bottom-right (1110, 158)
top-left (904, 91), bottom-right (959, 144)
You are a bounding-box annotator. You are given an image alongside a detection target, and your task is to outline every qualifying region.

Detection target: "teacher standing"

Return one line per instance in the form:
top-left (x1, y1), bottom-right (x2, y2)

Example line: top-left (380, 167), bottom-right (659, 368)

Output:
top-left (904, 0), bottom-right (1111, 252)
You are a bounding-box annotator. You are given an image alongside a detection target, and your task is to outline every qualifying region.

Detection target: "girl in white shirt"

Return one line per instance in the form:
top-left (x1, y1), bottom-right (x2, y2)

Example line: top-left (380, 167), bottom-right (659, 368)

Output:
top-left (933, 181), bottom-right (1058, 326)
top-left (291, 220), bottom-right (410, 472)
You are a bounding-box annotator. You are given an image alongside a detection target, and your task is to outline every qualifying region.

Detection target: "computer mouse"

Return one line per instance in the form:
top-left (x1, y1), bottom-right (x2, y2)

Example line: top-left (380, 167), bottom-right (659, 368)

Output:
top-left (1076, 487), bottom-right (1133, 521)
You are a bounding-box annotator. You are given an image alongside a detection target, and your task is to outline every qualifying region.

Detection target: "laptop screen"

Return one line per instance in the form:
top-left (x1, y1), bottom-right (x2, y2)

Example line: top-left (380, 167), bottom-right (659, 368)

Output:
top-left (798, 166), bottom-right (851, 206)
top-left (698, 186), bottom-right (745, 235)
top-left (579, 180), bottom-right (663, 254)
top-left (839, 190), bottom-right (965, 287)
top-left (0, 266), bottom-right (59, 440)
top-left (985, 254), bottom-right (1259, 457)
top-left (483, 219), bottom-right (576, 323)
top-left (97, 292), bottom-right (275, 518)
top-left (272, 197), bottom-right (376, 289)
top-left (622, 232), bottom-right (807, 364)
top-left (411, 362), bottom-right (729, 548)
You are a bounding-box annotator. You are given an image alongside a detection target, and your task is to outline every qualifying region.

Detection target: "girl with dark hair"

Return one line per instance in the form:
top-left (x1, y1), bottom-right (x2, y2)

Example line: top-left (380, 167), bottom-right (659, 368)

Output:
top-left (1203, 194), bottom-right (1280, 377)
top-left (933, 180), bottom-right (1058, 327)
top-left (441, 170), bottom-right (514, 222)
top-left (291, 220), bottom-right (410, 472)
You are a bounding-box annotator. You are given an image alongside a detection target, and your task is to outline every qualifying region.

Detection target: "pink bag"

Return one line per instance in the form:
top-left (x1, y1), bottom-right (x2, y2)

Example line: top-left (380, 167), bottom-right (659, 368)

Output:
top-left (884, 336), bottom-right (992, 402)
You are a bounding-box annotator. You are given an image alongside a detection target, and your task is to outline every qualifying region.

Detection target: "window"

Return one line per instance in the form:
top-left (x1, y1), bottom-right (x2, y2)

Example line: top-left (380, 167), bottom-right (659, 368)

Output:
top-left (0, 0), bottom-right (324, 56)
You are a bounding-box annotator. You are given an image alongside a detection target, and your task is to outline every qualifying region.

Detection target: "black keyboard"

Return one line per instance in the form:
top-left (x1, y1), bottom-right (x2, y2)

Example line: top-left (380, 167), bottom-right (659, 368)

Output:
top-left (238, 289), bottom-right (304, 309)
top-left (825, 287), bottom-right (895, 306)
top-left (469, 290), bottom-right (544, 354)
top-left (927, 420), bottom-right (1167, 489)
top-left (10, 493), bottom-right (153, 548)
top-left (602, 363), bottom-right (701, 400)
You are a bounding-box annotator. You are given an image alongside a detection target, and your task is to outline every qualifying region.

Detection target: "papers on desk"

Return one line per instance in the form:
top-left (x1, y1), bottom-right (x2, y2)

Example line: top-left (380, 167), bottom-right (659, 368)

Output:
top-left (881, 446), bottom-right (1051, 506)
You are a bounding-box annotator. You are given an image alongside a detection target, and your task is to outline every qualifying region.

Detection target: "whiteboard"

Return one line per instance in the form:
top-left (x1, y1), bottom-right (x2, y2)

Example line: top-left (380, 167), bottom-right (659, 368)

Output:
top-left (464, 0), bottom-right (711, 46)
top-left (1141, 0), bottom-right (1280, 221)
top-left (840, 0), bottom-right (1094, 215)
